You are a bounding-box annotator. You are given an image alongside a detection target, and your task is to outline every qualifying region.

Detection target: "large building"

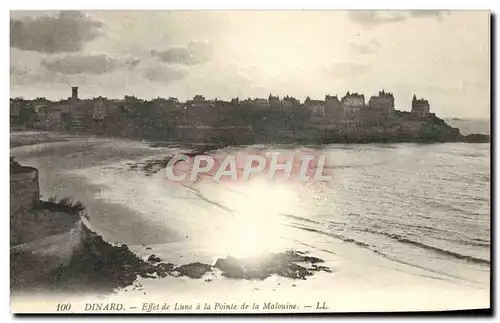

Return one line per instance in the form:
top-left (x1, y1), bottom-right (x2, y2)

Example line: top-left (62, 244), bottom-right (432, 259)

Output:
top-left (253, 98), bottom-right (269, 109)
top-left (36, 108), bottom-right (65, 129)
top-left (368, 90), bottom-right (395, 115)
top-left (324, 95), bottom-right (343, 120)
top-left (268, 94), bottom-right (281, 110)
top-left (186, 95), bottom-right (210, 109)
top-left (341, 91), bottom-right (365, 119)
top-left (92, 97), bottom-right (109, 120)
top-left (70, 103), bottom-right (93, 130)
top-left (280, 95), bottom-right (300, 113)
top-left (123, 95), bottom-right (145, 113)
top-left (61, 87), bottom-right (105, 130)
top-left (341, 91), bottom-right (365, 107)
top-left (411, 94), bottom-right (430, 117)
top-left (304, 97), bottom-right (325, 116)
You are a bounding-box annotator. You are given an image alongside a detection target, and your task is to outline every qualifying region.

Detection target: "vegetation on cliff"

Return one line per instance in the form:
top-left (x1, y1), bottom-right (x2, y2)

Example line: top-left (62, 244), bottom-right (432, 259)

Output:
top-left (10, 156), bottom-right (33, 174)
top-left (39, 196), bottom-right (86, 218)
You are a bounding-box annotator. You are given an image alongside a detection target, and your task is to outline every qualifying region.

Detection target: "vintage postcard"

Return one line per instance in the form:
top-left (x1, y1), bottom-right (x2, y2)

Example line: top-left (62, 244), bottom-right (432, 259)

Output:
top-left (10, 10), bottom-right (491, 314)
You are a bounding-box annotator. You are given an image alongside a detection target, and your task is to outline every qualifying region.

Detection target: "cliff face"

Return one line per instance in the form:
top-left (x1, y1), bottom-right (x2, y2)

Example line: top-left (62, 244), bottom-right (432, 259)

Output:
top-left (10, 160), bottom-right (82, 246)
top-left (10, 163), bottom-right (41, 246)
top-left (10, 166), bottom-right (40, 218)
top-left (10, 160), bottom-right (86, 287)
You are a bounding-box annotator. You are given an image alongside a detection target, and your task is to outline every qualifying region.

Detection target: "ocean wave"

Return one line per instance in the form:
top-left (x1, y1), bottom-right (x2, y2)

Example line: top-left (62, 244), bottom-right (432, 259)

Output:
top-left (280, 213), bottom-right (321, 225)
top-left (457, 239), bottom-right (490, 248)
top-left (409, 196), bottom-right (485, 219)
top-left (286, 220), bottom-right (490, 267)
top-left (459, 153), bottom-right (486, 158)
top-left (355, 228), bottom-right (490, 265)
top-left (285, 223), bottom-right (371, 249)
top-left (285, 222), bottom-right (489, 288)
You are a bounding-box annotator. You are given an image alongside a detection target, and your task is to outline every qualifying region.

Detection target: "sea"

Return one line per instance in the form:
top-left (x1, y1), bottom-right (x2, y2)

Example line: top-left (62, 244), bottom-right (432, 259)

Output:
top-left (10, 119), bottom-right (491, 311)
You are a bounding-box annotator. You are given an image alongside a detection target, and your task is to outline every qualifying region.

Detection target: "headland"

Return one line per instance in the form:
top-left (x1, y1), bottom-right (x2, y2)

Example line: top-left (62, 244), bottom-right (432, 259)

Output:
top-left (10, 88), bottom-right (489, 145)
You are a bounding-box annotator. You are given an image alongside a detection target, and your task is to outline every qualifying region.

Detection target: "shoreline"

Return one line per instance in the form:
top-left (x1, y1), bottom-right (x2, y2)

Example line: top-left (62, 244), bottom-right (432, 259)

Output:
top-left (10, 128), bottom-right (490, 146)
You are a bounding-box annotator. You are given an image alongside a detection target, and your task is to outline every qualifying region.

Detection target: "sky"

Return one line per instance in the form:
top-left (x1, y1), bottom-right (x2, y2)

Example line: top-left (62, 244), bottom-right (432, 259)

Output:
top-left (10, 10), bottom-right (490, 118)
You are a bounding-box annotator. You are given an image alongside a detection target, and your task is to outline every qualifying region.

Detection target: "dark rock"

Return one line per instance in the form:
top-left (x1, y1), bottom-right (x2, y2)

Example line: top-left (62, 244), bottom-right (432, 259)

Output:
top-left (175, 262), bottom-right (212, 279)
top-left (462, 133), bottom-right (490, 143)
top-left (155, 268), bottom-right (168, 278)
top-left (147, 254), bottom-right (161, 263)
top-left (213, 252), bottom-right (321, 280)
top-left (157, 262), bottom-right (175, 272)
top-left (154, 262), bottom-right (174, 278)
top-left (274, 261), bottom-right (312, 280)
top-left (277, 250), bottom-right (324, 264)
top-left (214, 256), bottom-right (272, 280)
top-left (309, 264), bottom-right (332, 273)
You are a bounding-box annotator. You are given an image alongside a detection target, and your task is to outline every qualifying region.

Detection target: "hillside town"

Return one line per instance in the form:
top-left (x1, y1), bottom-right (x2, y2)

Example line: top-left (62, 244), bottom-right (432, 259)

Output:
top-left (10, 87), bottom-right (465, 144)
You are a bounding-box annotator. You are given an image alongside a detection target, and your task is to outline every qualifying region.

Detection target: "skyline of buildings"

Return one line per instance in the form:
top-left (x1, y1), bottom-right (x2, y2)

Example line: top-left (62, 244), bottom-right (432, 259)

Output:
top-left (11, 86), bottom-right (437, 133)
top-left (11, 86), bottom-right (432, 115)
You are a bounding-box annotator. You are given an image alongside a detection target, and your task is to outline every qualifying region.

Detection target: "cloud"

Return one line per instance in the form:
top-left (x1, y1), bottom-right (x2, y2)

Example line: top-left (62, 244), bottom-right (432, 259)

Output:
top-left (150, 40), bottom-right (214, 65)
top-left (10, 64), bottom-right (75, 86)
top-left (350, 39), bottom-right (381, 54)
top-left (41, 54), bottom-right (140, 75)
top-left (142, 64), bottom-right (187, 83)
top-left (10, 65), bottom-right (28, 76)
top-left (10, 10), bottom-right (103, 53)
top-left (348, 11), bottom-right (450, 27)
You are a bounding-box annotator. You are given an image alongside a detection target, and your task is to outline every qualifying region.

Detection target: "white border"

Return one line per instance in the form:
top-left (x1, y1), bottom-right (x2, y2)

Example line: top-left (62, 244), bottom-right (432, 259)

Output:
top-left (2, 1), bottom-right (497, 322)
top-left (5, 1), bottom-right (500, 10)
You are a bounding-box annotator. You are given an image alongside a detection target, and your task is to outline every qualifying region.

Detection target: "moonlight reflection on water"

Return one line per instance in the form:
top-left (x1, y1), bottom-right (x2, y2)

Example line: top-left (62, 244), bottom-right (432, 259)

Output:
top-left (201, 180), bottom-right (300, 259)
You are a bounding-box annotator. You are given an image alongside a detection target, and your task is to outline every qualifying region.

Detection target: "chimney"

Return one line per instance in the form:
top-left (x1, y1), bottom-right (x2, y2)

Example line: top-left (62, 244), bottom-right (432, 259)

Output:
top-left (72, 86), bottom-right (78, 100)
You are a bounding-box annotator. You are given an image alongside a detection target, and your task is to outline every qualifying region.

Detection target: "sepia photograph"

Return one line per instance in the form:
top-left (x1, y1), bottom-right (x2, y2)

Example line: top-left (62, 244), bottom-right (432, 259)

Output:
top-left (8, 8), bottom-right (491, 314)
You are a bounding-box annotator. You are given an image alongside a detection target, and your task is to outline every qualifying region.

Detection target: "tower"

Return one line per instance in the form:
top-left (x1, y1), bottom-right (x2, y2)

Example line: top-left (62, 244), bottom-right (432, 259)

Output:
top-left (72, 86), bottom-right (78, 101)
